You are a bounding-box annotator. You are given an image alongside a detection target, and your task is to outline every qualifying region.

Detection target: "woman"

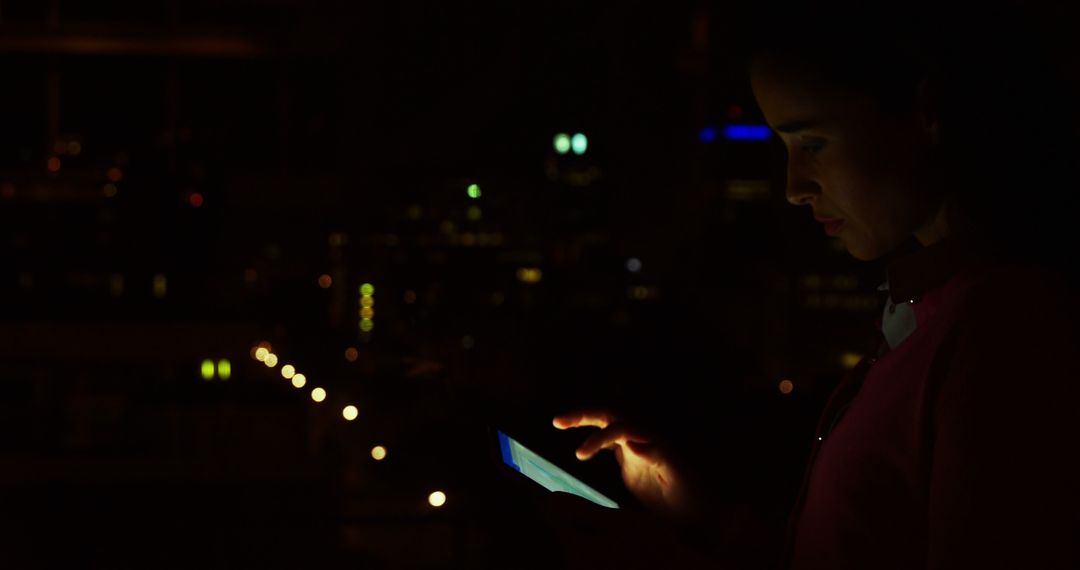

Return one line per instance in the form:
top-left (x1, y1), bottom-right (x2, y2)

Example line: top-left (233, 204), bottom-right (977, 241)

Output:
top-left (554, 2), bottom-right (1080, 568)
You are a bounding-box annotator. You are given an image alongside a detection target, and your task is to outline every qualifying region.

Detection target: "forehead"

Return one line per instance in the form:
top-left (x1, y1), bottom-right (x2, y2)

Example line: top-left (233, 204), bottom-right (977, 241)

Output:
top-left (750, 57), bottom-right (874, 132)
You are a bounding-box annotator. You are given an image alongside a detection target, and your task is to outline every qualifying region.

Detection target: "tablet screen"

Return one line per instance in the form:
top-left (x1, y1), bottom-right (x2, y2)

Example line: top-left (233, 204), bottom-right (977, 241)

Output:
top-left (498, 430), bottom-right (619, 509)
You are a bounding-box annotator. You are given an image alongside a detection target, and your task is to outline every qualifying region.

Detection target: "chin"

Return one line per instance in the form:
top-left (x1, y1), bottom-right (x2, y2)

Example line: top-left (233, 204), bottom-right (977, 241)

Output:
top-left (844, 237), bottom-right (889, 261)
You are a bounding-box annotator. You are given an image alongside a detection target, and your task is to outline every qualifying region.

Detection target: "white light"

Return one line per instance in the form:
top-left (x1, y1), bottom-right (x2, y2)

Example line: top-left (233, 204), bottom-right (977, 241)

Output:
top-left (254, 347), bottom-right (269, 361)
top-left (280, 364), bottom-right (296, 379)
top-left (311, 387), bottom-right (326, 402)
top-left (626, 258), bottom-right (642, 273)
top-left (291, 374), bottom-right (306, 388)
top-left (264, 353), bottom-right (278, 367)
top-left (371, 446), bottom-right (387, 461)
top-left (343, 405), bottom-right (359, 421)
top-left (428, 491), bottom-right (447, 507)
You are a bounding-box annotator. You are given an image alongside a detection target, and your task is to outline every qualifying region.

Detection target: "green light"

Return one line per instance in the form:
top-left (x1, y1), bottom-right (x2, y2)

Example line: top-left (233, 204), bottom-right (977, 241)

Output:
top-left (217, 359), bottom-right (231, 380)
top-left (360, 318), bottom-right (374, 332)
top-left (360, 283), bottom-right (374, 296)
top-left (553, 133), bottom-right (571, 155)
top-left (571, 133), bottom-right (588, 155)
top-left (467, 184), bottom-right (481, 199)
top-left (467, 205), bottom-right (482, 221)
top-left (200, 359), bottom-right (215, 381)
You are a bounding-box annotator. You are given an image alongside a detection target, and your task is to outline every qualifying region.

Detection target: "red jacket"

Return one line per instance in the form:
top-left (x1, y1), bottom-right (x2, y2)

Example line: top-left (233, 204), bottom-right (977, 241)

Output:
top-left (786, 235), bottom-right (1079, 569)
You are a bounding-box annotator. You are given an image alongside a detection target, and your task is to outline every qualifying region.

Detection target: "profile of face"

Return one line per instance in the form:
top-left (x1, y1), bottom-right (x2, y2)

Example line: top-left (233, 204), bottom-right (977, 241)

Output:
top-left (750, 56), bottom-right (948, 260)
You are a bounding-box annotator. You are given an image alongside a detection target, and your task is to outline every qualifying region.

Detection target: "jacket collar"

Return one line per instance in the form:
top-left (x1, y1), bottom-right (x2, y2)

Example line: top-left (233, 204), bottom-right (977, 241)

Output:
top-left (883, 231), bottom-right (991, 304)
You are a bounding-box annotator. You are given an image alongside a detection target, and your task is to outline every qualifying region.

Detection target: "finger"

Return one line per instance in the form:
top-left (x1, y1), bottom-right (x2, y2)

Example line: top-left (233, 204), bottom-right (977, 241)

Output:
top-left (552, 409), bottom-right (616, 430)
top-left (576, 424), bottom-right (651, 460)
top-left (625, 440), bottom-right (664, 467)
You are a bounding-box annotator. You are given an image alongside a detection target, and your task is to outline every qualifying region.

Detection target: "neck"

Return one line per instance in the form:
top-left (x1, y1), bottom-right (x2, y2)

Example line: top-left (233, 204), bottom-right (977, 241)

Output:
top-left (914, 202), bottom-right (950, 246)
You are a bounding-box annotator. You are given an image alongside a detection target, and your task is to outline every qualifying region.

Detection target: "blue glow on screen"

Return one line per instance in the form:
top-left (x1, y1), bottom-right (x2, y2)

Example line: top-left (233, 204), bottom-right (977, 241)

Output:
top-left (698, 126), bottom-right (718, 143)
top-left (724, 125), bottom-right (772, 141)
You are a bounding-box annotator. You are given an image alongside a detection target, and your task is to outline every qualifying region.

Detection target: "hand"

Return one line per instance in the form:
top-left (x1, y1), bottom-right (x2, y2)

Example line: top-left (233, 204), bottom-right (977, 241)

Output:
top-left (553, 409), bottom-right (690, 518)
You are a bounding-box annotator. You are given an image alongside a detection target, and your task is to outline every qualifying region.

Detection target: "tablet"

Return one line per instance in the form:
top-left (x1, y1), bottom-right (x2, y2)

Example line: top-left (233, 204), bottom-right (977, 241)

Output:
top-left (497, 430), bottom-right (619, 509)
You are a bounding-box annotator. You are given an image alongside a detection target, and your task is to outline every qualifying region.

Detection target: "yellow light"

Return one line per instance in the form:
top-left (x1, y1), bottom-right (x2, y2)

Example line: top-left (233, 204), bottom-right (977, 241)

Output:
top-left (152, 273), bottom-right (167, 299)
top-left (360, 319), bottom-right (374, 332)
top-left (839, 352), bottom-right (863, 369)
top-left (200, 359), bottom-right (215, 381)
top-left (343, 405), bottom-right (359, 421)
top-left (344, 347), bottom-right (359, 362)
top-left (254, 347), bottom-right (269, 361)
top-left (67, 141), bottom-right (82, 155)
top-left (467, 205), bottom-right (482, 221)
top-left (291, 373), bottom-right (306, 388)
top-left (428, 491), bottom-right (446, 508)
top-left (360, 307), bottom-right (374, 319)
top-left (779, 379), bottom-right (795, 395)
top-left (371, 446), bottom-right (387, 461)
top-left (280, 364), bottom-right (296, 379)
top-left (360, 296), bottom-right (375, 308)
top-left (516, 268), bottom-right (542, 284)
top-left (217, 359), bottom-right (231, 380)
top-left (360, 283), bottom-right (375, 296)
top-left (264, 353), bottom-right (278, 367)
top-left (311, 387), bottom-right (326, 402)
top-left (103, 183), bottom-right (118, 198)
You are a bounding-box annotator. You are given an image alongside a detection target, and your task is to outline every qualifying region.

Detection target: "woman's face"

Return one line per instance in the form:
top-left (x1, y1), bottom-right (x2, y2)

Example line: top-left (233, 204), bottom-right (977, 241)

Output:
top-left (750, 57), bottom-right (948, 260)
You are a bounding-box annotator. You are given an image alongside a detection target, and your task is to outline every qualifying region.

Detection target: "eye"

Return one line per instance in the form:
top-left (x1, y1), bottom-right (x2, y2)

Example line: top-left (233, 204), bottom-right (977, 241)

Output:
top-left (800, 140), bottom-right (826, 155)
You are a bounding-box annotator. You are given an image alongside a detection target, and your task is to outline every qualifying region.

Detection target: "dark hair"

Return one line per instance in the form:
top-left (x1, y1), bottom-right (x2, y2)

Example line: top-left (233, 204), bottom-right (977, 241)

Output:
top-left (719, 0), bottom-right (1080, 282)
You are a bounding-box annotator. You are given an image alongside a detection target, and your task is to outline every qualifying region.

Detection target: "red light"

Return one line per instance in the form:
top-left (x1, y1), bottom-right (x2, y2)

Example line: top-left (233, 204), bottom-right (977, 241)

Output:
top-left (189, 192), bottom-right (204, 207)
top-left (47, 157), bottom-right (61, 172)
top-left (107, 167), bottom-right (123, 182)
top-left (727, 104), bottom-right (744, 120)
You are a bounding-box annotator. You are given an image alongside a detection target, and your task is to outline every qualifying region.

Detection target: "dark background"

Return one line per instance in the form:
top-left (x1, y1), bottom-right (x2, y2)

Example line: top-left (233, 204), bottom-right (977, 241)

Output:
top-left (1, 1), bottom-right (1076, 568)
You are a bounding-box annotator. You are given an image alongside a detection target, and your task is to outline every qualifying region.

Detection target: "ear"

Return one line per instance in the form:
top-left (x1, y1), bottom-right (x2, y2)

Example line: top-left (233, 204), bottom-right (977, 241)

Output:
top-left (916, 74), bottom-right (941, 146)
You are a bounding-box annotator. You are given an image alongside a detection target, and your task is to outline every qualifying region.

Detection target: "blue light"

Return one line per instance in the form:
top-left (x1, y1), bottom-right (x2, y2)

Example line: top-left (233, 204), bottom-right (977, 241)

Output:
top-left (724, 125), bottom-right (772, 141)
top-left (698, 126), bottom-right (718, 143)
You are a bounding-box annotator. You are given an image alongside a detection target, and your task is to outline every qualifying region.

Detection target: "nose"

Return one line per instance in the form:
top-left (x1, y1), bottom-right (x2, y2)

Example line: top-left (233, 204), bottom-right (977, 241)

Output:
top-left (785, 158), bottom-right (821, 206)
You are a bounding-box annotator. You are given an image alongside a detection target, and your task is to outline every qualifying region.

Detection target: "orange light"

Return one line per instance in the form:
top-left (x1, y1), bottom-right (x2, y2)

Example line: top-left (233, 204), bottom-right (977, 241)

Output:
top-left (779, 379), bottom-right (794, 395)
top-left (344, 347), bottom-right (359, 362)
top-left (47, 157), bottom-right (61, 172)
top-left (243, 268), bottom-right (257, 283)
top-left (189, 192), bottom-right (204, 207)
top-left (318, 274), bottom-right (332, 289)
top-left (107, 167), bottom-right (123, 182)
top-left (404, 290), bottom-right (417, 304)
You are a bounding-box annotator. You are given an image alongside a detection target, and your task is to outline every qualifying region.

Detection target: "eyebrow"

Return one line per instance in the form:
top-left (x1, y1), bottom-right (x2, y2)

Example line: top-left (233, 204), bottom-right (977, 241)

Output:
top-left (773, 119), bottom-right (825, 134)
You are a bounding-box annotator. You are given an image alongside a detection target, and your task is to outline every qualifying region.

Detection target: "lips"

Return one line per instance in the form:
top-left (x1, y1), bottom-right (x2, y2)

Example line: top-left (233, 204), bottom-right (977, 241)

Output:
top-left (820, 219), bottom-right (845, 237)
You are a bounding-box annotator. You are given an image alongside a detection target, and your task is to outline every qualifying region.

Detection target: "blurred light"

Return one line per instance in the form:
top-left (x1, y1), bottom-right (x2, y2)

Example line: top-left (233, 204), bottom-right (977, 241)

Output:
top-left (571, 133), bottom-right (588, 155)
top-left (189, 192), bottom-right (204, 207)
top-left (291, 374), bottom-right (306, 388)
top-left (358, 284), bottom-right (374, 297)
top-left (107, 167), bottom-right (124, 182)
top-left (360, 319), bottom-right (374, 332)
top-left (68, 141), bottom-right (82, 155)
top-left (626, 258), bottom-right (642, 273)
top-left (264, 353), bottom-right (279, 367)
top-left (428, 491), bottom-right (447, 508)
top-left (371, 446), bottom-right (387, 461)
top-left (467, 183), bottom-right (482, 199)
top-left (46, 157), bottom-right (61, 172)
top-left (152, 273), bottom-right (167, 299)
top-left (254, 347), bottom-right (269, 361)
top-left (109, 274), bottom-right (124, 297)
top-left (698, 126), bottom-right (718, 143)
top-left (724, 125), bottom-right (771, 141)
top-left (360, 307), bottom-right (374, 319)
top-left (516, 268), bottom-right (542, 284)
top-left (467, 206), bottom-right (482, 221)
top-left (462, 335), bottom-right (475, 349)
top-left (280, 364), bottom-right (296, 379)
top-left (318, 274), bottom-right (332, 289)
top-left (725, 179), bottom-right (771, 201)
top-left (103, 183), bottom-right (118, 198)
top-left (345, 347), bottom-right (359, 362)
top-left (406, 205), bottom-right (423, 220)
top-left (201, 359), bottom-right (215, 381)
top-left (727, 104), bottom-right (744, 120)
top-left (243, 268), bottom-right (257, 284)
top-left (491, 291), bottom-right (505, 305)
top-left (840, 352), bottom-right (863, 369)
top-left (779, 379), bottom-right (795, 395)
top-left (328, 232), bottom-right (347, 247)
top-left (360, 296), bottom-right (375, 308)
top-left (52, 141), bottom-right (67, 155)
top-left (460, 232), bottom-right (476, 246)
top-left (258, 341), bottom-right (272, 350)
top-left (629, 286), bottom-right (658, 300)
top-left (217, 359), bottom-right (231, 380)
top-left (553, 133), bottom-right (571, 155)
top-left (1, 183), bottom-right (14, 199)
top-left (342, 405), bottom-right (359, 421)
top-left (404, 290), bottom-right (417, 304)
top-left (311, 387), bottom-right (326, 402)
